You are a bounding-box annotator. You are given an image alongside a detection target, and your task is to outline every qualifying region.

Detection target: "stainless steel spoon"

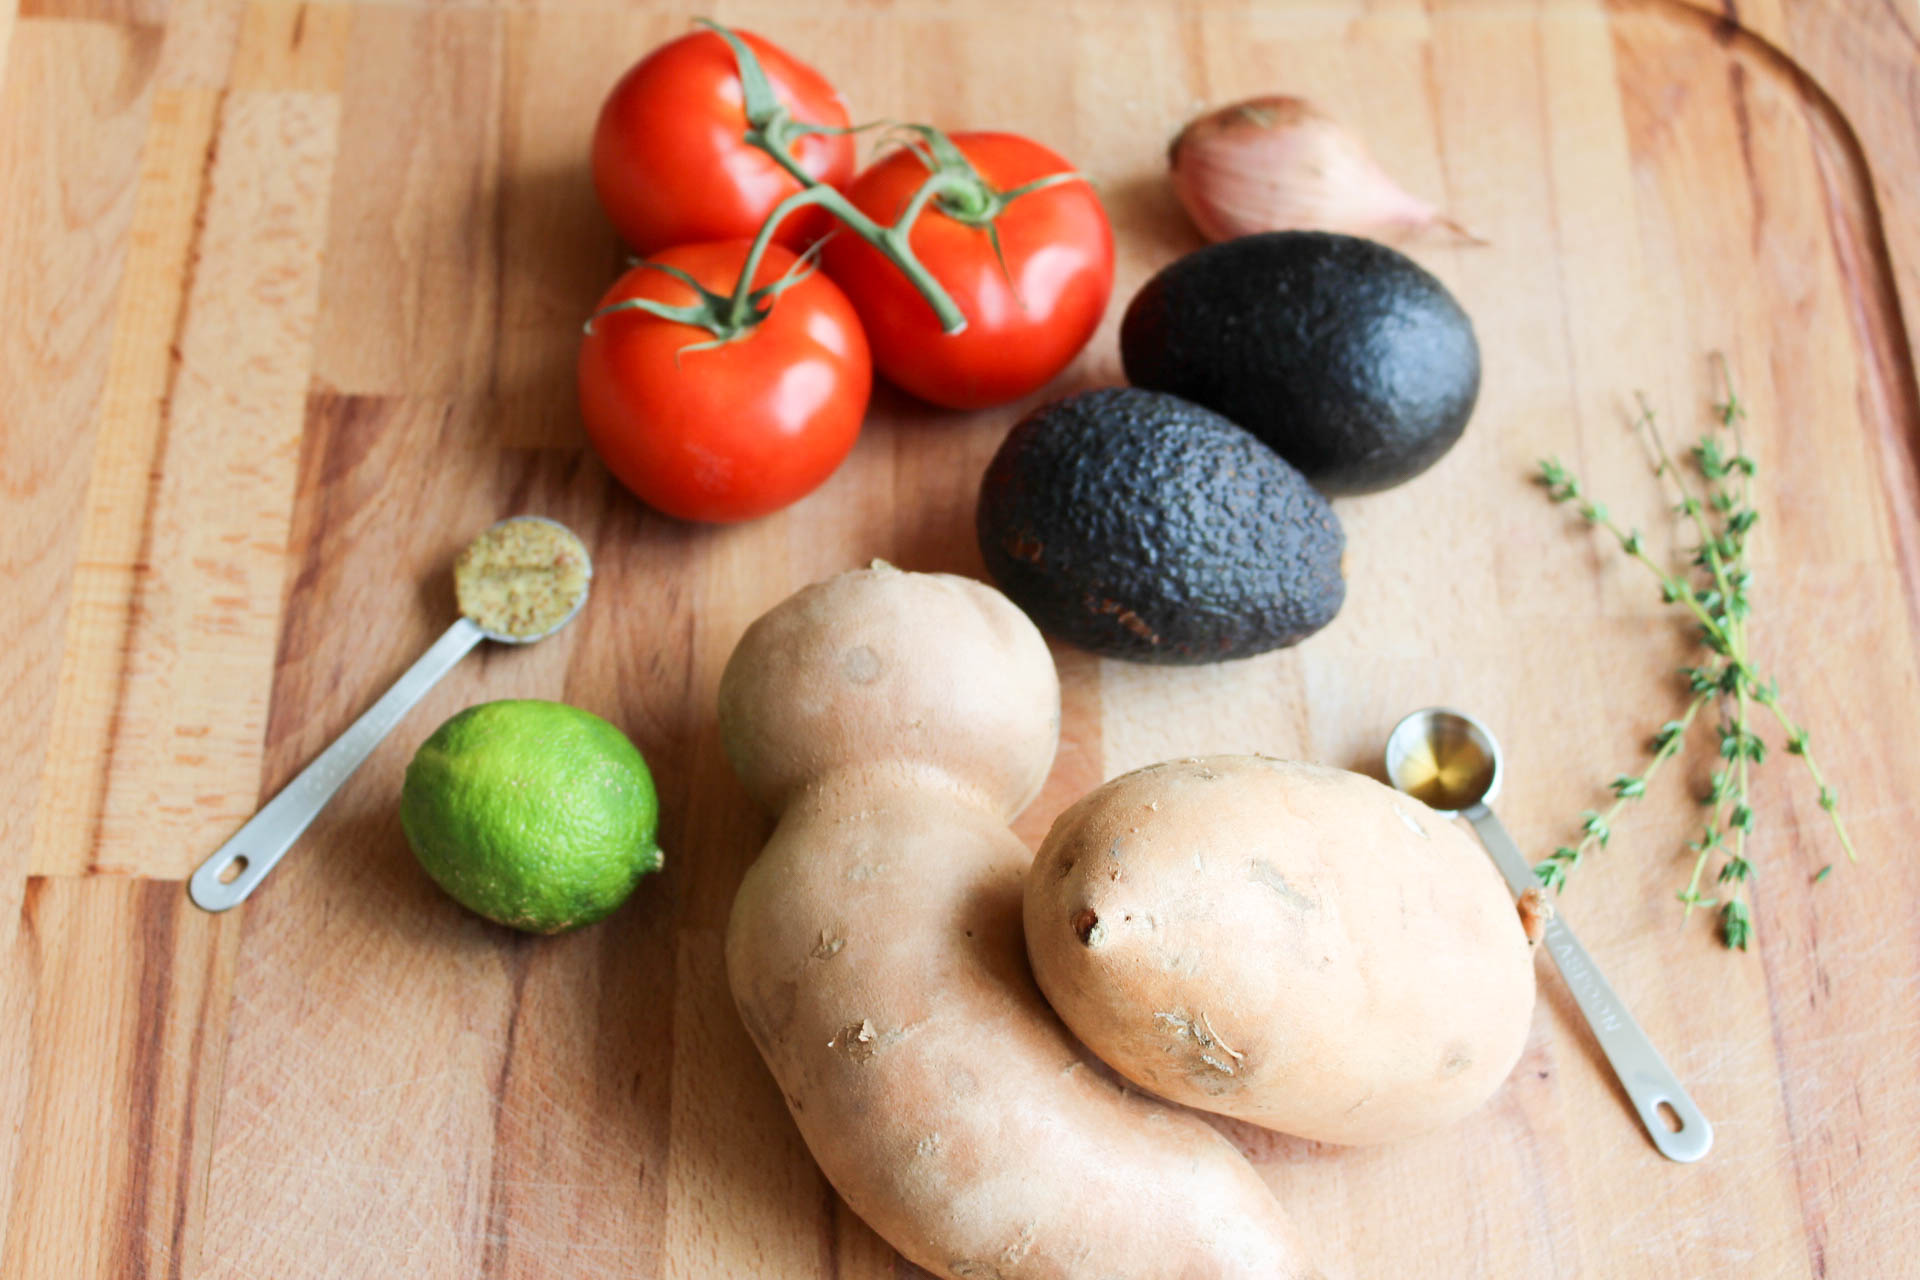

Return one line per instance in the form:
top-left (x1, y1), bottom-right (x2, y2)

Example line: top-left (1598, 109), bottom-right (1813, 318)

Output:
top-left (1384, 706), bottom-right (1713, 1163)
top-left (187, 516), bottom-right (592, 913)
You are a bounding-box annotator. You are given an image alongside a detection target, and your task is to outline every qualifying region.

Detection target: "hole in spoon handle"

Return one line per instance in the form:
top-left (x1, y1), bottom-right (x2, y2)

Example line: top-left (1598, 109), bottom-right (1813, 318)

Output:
top-left (189, 846), bottom-right (279, 912)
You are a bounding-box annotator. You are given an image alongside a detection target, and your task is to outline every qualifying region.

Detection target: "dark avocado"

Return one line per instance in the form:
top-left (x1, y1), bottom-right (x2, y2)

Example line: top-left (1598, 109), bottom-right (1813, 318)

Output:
top-left (976, 388), bottom-right (1345, 665)
top-left (1120, 231), bottom-right (1480, 496)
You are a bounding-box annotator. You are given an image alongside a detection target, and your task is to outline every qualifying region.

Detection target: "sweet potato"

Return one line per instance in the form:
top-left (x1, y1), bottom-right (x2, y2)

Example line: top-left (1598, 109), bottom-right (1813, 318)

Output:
top-left (721, 567), bottom-right (1322, 1280)
top-left (1025, 756), bottom-right (1536, 1145)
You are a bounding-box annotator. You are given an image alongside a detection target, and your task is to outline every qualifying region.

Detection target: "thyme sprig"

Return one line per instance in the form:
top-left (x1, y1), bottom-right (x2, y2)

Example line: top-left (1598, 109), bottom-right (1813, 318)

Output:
top-left (1535, 367), bottom-right (1855, 950)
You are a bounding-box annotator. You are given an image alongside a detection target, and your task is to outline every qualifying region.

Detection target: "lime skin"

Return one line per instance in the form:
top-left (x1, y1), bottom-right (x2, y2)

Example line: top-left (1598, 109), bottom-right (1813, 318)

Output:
top-left (400, 699), bottom-right (662, 934)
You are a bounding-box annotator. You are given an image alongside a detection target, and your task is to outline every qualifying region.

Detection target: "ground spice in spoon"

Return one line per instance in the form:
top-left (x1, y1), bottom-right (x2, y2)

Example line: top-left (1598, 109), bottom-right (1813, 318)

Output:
top-left (454, 517), bottom-right (590, 639)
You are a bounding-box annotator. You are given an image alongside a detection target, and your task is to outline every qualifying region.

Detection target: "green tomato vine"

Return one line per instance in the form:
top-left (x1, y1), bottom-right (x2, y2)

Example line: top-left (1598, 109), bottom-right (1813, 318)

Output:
top-left (589, 19), bottom-right (1084, 345)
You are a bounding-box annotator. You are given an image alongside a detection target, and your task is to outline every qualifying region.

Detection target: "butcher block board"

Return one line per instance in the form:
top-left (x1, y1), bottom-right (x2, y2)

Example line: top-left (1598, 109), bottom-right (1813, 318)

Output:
top-left (4, 0), bottom-right (1919, 1275)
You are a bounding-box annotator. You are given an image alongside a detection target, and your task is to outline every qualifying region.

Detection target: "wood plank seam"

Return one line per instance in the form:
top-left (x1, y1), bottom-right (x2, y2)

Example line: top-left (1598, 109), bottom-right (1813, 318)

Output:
top-left (83, 86), bottom-right (342, 880)
top-left (28, 86), bottom-right (224, 879)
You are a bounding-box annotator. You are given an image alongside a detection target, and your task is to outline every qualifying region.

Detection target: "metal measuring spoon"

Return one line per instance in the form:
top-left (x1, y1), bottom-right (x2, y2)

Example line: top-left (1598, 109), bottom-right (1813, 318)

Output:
top-left (188, 516), bottom-right (592, 913)
top-left (1384, 707), bottom-right (1712, 1163)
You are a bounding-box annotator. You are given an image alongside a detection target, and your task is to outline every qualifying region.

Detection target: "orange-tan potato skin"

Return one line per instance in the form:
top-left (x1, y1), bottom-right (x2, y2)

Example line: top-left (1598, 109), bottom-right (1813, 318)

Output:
top-left (1024, 756), bottom-right (1537, 1146)
top-left (721, 569), bottom-right (1323, 1280)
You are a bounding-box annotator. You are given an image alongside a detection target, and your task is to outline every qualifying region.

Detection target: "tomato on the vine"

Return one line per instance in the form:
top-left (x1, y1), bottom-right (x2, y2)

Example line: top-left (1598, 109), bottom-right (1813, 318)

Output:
top-left (577, 240), bottom-right (871, 524)
top-left (592, 29), bottom-right (855, 254)
top-left (822, 132), bottom-right (1115, 410)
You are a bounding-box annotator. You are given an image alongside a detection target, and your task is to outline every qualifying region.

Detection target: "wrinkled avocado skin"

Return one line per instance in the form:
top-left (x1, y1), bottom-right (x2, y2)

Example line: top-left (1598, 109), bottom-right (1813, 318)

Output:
top-left (976, 388), bottom-right (1346, 665)
top-left (1121, 231), bottom-right (1480, 496)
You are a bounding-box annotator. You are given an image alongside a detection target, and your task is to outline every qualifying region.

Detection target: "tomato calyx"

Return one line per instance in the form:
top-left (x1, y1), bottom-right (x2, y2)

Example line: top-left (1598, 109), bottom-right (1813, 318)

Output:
top-left (881, 124), bottom-right (1087, 301)
top-left (585, 235), bottom-right (827, 353)
top-left (887, 124), bottom-right (1085, 229)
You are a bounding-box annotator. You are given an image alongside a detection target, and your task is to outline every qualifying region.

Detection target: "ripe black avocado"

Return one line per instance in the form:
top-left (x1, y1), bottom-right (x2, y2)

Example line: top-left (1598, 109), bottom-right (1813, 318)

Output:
top-left (1120, 231), bottom-right (1480, 496)
top-left (976, 388), bottom-right (1345, 665)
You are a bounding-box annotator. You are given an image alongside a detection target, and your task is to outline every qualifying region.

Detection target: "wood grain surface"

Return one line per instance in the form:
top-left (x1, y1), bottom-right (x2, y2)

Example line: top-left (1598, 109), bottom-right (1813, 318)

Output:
top-left (4, 0), bottom-right (1918, 1276)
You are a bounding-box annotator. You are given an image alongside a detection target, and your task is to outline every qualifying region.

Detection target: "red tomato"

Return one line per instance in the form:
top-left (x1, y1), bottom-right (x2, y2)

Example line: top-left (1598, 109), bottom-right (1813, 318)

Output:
top-left (578, 241), bottom-right (871, 523)
top-left (822, 132), bottom-right (1114, 410)
top-left (592, 29), bottom-right (854, 254)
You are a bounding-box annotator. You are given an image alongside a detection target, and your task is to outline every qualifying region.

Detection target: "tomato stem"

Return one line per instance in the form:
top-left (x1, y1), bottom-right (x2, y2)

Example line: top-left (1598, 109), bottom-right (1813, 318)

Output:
top-left (587, 177), bottom-right (970, 348)
top-left (728, 178), bottom-right (971, 334)
top-left (693, 20), bottom-right (1091, 339)
top-left (701, 17), bottom-right (854, 196)
top-left (724, 186), bottom-right (831, 329)
top-left (698, 18), bottom-right (972, 335)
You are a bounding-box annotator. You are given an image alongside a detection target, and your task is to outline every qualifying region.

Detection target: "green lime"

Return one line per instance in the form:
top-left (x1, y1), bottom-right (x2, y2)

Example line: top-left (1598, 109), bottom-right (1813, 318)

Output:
top-left (400, 699), bottom-right (662, 933)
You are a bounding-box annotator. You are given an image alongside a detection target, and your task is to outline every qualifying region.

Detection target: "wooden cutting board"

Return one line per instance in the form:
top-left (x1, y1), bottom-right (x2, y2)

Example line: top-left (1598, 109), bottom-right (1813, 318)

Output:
top-left (5, 0), bottom-right (1918, 1275)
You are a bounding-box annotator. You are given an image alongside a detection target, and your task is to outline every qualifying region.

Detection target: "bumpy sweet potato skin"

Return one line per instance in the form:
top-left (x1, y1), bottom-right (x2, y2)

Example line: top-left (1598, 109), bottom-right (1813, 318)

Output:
top-left (721, 569), bottom-right (1323, 1280)
top-left (1024, 756), bottom-right (1536, 1146)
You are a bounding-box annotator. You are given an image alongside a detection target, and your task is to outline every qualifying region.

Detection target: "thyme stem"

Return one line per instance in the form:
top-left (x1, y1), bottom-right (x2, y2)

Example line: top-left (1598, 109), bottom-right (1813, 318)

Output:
top-left (1535, 364), bottom-right (1856, 951)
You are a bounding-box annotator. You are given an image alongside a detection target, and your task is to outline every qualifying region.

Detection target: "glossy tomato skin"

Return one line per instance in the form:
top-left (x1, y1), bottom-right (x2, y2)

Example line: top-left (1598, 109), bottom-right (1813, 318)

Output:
top-left (592, 30), bottom-right (854, 255)
top-left (822, 133), bottom-right (1115, 410)
top-left (578, 241), bottom-right (871, 524)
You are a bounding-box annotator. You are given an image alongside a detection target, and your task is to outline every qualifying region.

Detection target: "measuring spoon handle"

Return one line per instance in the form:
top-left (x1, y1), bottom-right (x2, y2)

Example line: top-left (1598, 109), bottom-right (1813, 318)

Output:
top-left (1464, 803), bottom-right (1713, 1163)
top-left (188, 618), bottom-right (486, 913)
